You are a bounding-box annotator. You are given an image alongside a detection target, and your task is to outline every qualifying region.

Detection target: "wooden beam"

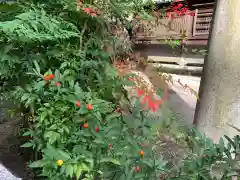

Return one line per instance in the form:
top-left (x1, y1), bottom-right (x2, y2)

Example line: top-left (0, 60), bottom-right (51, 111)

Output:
top-left (192, 2), bottom-right (215, 7)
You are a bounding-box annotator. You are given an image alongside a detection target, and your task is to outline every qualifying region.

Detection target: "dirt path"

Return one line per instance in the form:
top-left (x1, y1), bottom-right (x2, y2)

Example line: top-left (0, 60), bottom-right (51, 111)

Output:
top-left (144, 66), bottom-right (200, 126)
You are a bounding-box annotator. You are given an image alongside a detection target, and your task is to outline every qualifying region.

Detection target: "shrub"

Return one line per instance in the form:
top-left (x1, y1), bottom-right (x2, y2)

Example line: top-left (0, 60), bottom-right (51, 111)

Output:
top-left (16, 66), bottom-right (167, 179)
top-left (0, 0), bottom-right (170, 179)
top-left (1, 0), bottom-right (239, 180)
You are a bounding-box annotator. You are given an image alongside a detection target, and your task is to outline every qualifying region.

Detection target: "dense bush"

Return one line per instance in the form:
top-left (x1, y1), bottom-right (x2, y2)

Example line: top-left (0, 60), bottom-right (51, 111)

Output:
top-left (0, 0), bottom-right (239, 180)
top-left (0, 0), bottom-right (169, 179)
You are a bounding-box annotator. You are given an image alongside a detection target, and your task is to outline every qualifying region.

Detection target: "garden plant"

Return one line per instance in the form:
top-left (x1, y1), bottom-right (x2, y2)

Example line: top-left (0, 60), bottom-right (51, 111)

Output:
top-left (0, 0), bottom-right (239, 179)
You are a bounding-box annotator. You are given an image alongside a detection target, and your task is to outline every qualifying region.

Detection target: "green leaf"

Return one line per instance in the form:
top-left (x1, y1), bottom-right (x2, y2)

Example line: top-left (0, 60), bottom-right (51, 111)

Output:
top-left (55, 69), bottom-right (60, 80)
top-left (21, 142), bottom-right (33, 148)
top-left (21, 93), bottom-right (30, 102)
top-left (76, 164), bottom-right (82, 179)
top-left (127, 167), bottom-right (135, 180)
top-left (224, 135), bottom-right (236, 149)
top-left (218, 137), bottom-right (225, 153)
top-left (34, 81), bottom-right (46, 91)
top-left (81, 163), bottom-right (90, 171)
top-left (105, 113), bottom-right (120, 122)
top-left (58, 150), bottom-right (71, 161)
top-left (192, 48), bottom-right (198, 53)
top-left (77, 107), bottom-right (89, 115)
top-left (33, 60), bottom-right (41, 74)
top-left (40, 111), bottom-right (47, 122)
top-left (22, 131), bottom-right (31, 136)
top-left (29, 160), bottom-right (49, 168)
top-left (66, 164), bottom-right (74, 178)
top-left (44, 131), bottom-right (60, 144)
top-left (43, 145), bottom-right (58, 159)
top-left (141, 160), bottom-right (153, 169)
top-left (100, 158), bottom-right (121, 165)
top-left (72, 164), bottom-right (78, 175)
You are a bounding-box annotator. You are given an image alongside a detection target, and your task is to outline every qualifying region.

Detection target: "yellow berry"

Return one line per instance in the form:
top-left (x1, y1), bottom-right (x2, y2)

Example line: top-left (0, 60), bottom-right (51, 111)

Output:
top-left (57, 160), bottom-right (63, 167)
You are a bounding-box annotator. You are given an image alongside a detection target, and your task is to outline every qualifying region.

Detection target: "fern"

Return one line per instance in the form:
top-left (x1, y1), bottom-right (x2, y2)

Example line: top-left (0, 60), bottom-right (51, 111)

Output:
top-left (0, 9), bottom-right (79, 43)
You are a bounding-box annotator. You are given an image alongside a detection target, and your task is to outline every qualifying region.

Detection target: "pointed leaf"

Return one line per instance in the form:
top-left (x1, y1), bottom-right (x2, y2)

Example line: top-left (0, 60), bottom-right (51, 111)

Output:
top-left (76, 165), bottom-right (82, 179)
top-left (66, 164), bottom-right (74, 178)
top-left (21, 142), bottom-right (33, 148)
top-left (100, 158), bottom-right (121, 165)
top-left (29, 160), bottom-right (49, 168)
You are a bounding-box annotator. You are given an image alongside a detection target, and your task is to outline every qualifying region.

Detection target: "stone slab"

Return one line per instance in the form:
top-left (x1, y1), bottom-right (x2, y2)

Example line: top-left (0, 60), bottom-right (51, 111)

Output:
top-left (0, 163), bottom-right (21, 180)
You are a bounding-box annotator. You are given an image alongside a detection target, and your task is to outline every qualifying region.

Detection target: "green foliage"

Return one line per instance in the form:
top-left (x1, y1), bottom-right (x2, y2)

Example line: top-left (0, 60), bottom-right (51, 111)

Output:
top-left (16, 66), bottom-right (167, 179)
top-left (0, 0), bottom-right (239, 180)
top-left (0, 0), bottom-right (168, 179)
top-left (174, 130), bottom-right (240, 180)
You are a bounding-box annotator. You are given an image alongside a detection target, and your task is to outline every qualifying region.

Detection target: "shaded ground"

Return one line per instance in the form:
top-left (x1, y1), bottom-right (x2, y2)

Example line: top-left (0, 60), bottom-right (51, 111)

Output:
top-left (0, 116), bottom-right (35, 179)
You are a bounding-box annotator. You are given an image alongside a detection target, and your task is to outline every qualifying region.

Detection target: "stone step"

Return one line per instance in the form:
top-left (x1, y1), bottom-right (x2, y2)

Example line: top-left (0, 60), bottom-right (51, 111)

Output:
top-left (151, 63), bottom-right (203, 76)
top-left (148, 56), bottom-right (204, 66)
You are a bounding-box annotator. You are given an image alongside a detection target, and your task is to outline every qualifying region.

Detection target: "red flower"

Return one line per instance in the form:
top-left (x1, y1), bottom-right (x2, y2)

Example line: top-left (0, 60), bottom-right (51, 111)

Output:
top-left (136, 89), bottom-right (163, 112)
top-left (137, 89), bottom-right (145, 97)
top-left (135, 166), bottom-right (140, 173)
top-left (75, 100), bottom-right (81, 107)
top-left (83, 7), bottom-right (98, 17)
top-left (83, 8), bottom-right (91, 14)
top-left (177, 3), bottom-right (183, 8)
top-left (177, 11), bottom-right (182, 16)
top-left (147, 99), bottom-right (161, 112)
top-left (91, 12), bottom-right (97, 17)
top-left (182, 7), bottom-right (188, 13)
top-left (166, 12), bottom-right (173, 18)
top-left (128, 77), bottom-right (134, 81)
top-left (95, 127), bottom-right (99, 132)
top-left (108, 144), bottom-right (113, 149)
top-left (87, 104), bottom-right (93, 111)
top-left (56, 82), bottom-right (61, 87)
top-left (140, 95), bottom-right (150, 105)
top-left (43, 74), bottom-right (54, 81)
top-left (188, 12), bottom-right (195, 16)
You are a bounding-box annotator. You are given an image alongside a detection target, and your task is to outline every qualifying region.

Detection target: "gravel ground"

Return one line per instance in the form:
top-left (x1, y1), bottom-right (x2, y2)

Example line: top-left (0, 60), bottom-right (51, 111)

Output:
top-left (0, 163), bottom-right (22, 180)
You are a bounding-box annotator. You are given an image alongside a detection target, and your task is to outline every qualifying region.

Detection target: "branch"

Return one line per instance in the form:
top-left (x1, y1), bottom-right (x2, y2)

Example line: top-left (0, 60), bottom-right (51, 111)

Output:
top-left (227, 123), bottom-right (240, 132)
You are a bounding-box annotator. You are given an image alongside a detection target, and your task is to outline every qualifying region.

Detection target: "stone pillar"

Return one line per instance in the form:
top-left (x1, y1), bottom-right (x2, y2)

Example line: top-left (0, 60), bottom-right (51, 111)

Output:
top-left (194, 0), bottom-right (240, 142)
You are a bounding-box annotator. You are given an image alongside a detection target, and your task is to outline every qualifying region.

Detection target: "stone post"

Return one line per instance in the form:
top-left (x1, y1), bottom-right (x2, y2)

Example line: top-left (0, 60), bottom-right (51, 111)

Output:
top-left (194, 0), bottom-right (240, 142)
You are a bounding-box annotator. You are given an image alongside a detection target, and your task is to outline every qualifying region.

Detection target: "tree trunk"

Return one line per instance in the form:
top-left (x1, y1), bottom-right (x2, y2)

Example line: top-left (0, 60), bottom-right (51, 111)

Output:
top-left (194, 0), bottom-right (240, 142)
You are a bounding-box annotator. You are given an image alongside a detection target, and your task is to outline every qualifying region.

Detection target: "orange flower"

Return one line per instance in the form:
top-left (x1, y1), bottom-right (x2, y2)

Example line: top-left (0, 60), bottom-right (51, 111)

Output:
top-left (43, 74), bottom-right (54, 81)
top-left (83, 123), bottom-right (89, 128)
top-left (139, 150), bottom-right (145, 157)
